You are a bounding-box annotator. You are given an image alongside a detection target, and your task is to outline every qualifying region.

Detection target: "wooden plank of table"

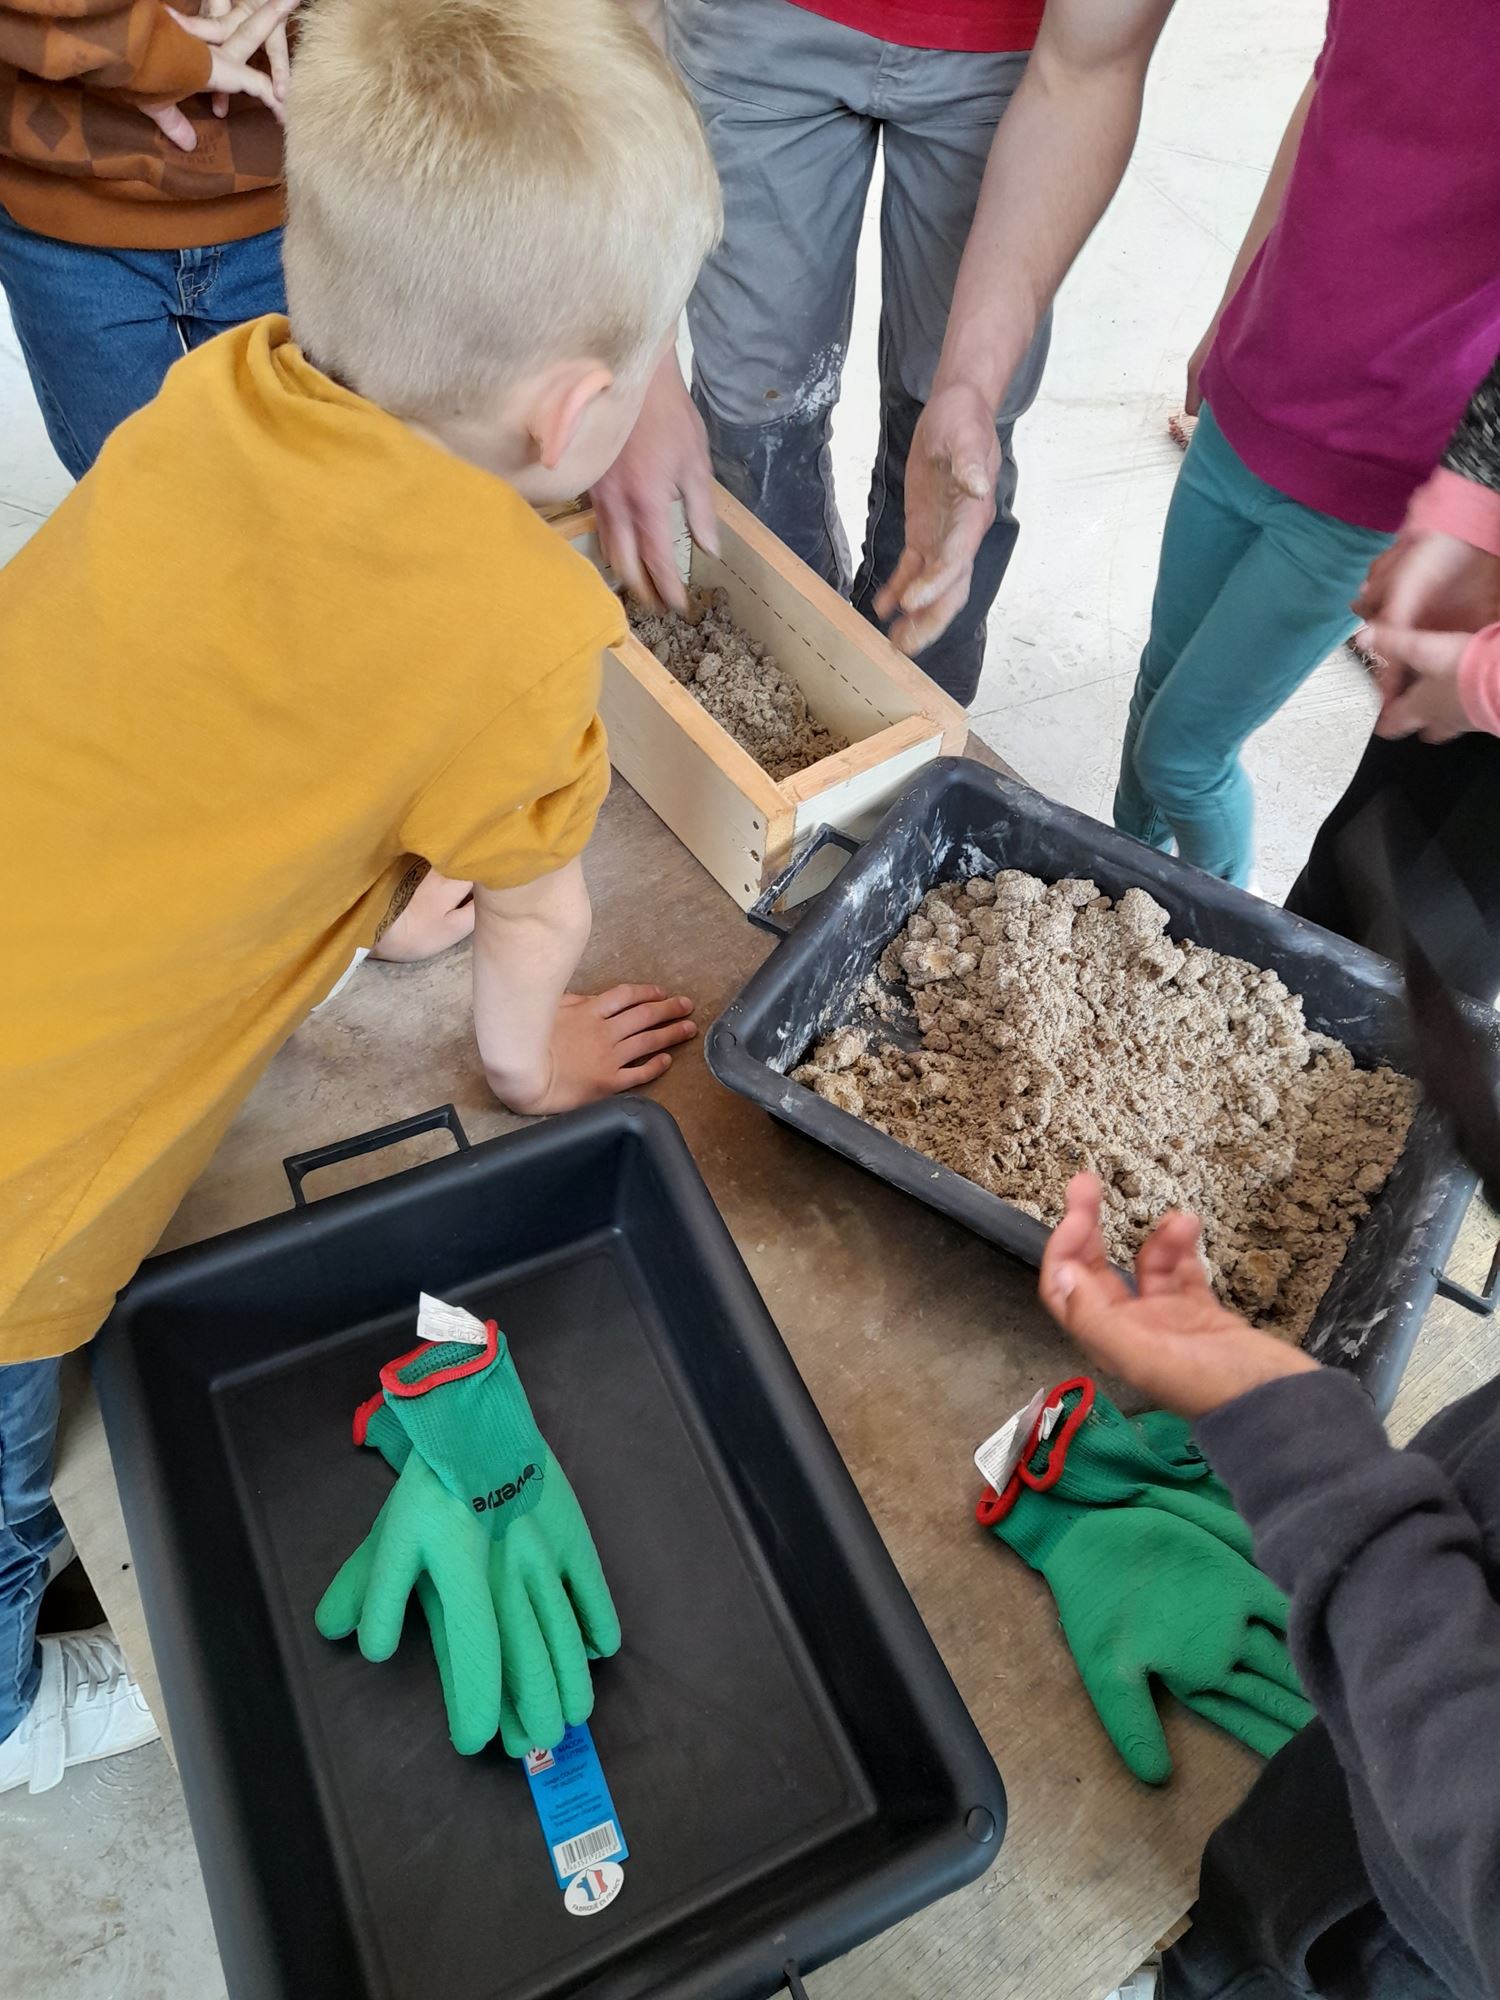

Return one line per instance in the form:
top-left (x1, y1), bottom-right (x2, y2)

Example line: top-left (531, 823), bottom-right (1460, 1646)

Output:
top-left (52, 751), bottom-right (1497, 2000)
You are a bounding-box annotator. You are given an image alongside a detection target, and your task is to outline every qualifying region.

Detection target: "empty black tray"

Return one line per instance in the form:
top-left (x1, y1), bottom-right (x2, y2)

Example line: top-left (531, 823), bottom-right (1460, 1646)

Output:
top-left (706, 758), bottom-right (1492, 1415)
top-left (93, 1098), bottom-right (1004, 2000)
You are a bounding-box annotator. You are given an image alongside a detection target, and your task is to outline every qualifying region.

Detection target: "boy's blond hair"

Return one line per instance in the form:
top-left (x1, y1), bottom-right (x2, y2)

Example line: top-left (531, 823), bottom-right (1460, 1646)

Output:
top-left (284, 0), bottom-right (721, 418)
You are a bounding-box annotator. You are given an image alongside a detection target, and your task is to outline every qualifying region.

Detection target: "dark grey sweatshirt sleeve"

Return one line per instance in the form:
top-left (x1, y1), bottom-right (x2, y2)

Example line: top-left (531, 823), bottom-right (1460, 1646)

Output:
top-left (1197, 1368), bottom-right (1500, 1991)
top-left (1444, 351), bottom-right (1500, 495)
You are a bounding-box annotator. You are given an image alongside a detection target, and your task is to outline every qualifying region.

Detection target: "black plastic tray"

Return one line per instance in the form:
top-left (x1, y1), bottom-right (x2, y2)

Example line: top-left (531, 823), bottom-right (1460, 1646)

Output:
top-left (93, 1098), bottom-right (1004, 2000)
top-left (706, 758), bottom-right (1493, 1414)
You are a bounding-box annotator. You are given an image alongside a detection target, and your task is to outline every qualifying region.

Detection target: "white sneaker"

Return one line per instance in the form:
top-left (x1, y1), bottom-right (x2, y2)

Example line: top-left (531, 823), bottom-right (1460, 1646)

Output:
top-left (1107, 1962), bottom-right (1160, 2000)
top-left (0, 1625), bottom-right (158, 1795)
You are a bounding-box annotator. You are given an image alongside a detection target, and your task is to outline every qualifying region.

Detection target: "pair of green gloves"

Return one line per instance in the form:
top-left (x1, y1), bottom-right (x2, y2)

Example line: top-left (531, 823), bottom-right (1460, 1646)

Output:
top-left (983, 1379), bottom-right (1313, 1784)
top-left (315, 1318), bottom-right (619, 1757)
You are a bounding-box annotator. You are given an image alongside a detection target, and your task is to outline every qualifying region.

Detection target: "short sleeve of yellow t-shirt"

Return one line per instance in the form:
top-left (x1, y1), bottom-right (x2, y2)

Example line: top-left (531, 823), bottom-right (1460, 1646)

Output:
top-left (399, 634), bottom-right (613, 889)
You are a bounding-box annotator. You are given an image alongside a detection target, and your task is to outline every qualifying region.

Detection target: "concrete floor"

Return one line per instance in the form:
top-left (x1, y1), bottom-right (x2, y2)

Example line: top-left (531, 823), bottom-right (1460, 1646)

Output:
top-left (0, 5), bottom-right (1354, 1994)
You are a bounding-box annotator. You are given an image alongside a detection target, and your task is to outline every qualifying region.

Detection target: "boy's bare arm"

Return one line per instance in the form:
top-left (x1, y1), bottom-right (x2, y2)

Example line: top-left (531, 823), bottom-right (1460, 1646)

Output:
top-left (472, 860), bottom-right (695, 1114)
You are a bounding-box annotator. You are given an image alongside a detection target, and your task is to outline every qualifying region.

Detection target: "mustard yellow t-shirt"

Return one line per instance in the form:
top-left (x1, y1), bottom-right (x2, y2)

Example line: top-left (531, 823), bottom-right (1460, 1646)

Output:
top-left (0, 315), bottom-right (622, 1362)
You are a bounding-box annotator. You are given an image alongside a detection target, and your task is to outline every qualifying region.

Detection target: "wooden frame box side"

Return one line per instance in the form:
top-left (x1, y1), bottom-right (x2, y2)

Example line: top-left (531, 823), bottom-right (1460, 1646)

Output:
top-left (554, 488), bottom-right (967, 909)
top-left (599, 631), bottom-right (791, 909)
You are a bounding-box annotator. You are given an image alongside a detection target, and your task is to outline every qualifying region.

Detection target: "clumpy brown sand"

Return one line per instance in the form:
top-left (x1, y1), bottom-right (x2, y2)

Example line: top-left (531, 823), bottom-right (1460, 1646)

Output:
top-left (628, 589), bottom-right (847, 781)
top-left (794, 871), bottom-right (1416, 1342)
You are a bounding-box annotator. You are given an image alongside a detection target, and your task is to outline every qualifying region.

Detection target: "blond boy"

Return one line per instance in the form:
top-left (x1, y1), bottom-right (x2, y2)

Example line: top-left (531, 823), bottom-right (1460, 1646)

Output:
top-left (0, 0), bottom-right (720, 1793)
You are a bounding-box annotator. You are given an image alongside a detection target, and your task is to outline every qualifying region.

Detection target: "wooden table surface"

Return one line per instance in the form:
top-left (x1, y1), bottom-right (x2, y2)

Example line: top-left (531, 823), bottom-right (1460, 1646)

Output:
top-left (53, 756), bottom-right (1499, 2000)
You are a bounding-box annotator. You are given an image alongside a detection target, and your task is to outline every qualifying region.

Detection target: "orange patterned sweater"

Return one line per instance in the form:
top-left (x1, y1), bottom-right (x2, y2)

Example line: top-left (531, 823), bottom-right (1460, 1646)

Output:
top-left (0, 0), bottom-right (281, 248)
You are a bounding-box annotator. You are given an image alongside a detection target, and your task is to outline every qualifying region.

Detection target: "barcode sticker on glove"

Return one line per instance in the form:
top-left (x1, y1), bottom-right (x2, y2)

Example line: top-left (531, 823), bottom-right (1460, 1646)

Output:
top-left (975, 1388), bottom-right (1062, 1493)
top-left (416, 1294), bottom-right (490, 1347)
top-left (522, 1722), bottom-right (629, 1897)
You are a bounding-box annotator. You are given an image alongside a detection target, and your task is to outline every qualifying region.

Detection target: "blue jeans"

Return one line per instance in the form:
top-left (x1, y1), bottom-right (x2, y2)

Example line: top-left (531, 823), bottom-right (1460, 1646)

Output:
top-left (669, 0), bottom-right (1049, 707)
top-left (0, 209), bottom-right (286, 479)
top-left (1114, 405), bottom-right (1393, 886)
top-left (0, 1359), bottom-right (65, 1742)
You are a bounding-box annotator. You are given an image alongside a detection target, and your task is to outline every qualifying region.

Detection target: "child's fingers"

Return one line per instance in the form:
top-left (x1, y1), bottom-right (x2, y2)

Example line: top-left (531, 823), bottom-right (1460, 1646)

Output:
top-left (141, 100), bottom-right (198, 150)
top-left (610, 1052), bottom-right (672, 1092)
top-left (1363, 623), bottom-right (1467, 675)
top-left (591, 983), bottom-right (666, 1017)
top-left (266, 17), bottom-right (290, 96)
top-left (217, 57), bottom-right (283, 117)
top-left (608, 995), bottom-right (694, 1036)
top-left (618, 1020), bottom-right (697, 1066)
top-left (169, 0), bottom-right (293, 50)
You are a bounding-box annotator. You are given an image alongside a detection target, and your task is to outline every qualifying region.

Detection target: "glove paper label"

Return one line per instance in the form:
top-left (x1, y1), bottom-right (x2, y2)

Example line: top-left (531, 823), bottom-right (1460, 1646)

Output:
top-left (975, 1389), bottom-right (1063, 1492)
top-left (523, 1723), bottom-right (629, 1899)
top-left (415, 1293), bottom-right (489, 1348)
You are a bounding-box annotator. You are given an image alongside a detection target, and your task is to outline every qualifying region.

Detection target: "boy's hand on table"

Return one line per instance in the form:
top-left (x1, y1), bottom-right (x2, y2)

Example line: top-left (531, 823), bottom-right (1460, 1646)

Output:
top-left (495, 986), bottom-right (695, 1115)
top-left (589, 351), bottom-right (716, 617)
top-left (1040, 1173), bottom-right (1319, 1420)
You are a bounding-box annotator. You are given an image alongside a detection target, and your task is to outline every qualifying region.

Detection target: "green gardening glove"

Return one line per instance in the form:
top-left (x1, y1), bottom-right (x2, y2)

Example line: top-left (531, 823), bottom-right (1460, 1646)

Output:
top-left (363, 1322), bottom-right (620, 1756)
top-left (988, 1382), bottom-right (1313, 1784)
top-left (314, 1448), bottom-right (503, 1754)
top-left (1005, 1383), bottom-right (1257, 1559)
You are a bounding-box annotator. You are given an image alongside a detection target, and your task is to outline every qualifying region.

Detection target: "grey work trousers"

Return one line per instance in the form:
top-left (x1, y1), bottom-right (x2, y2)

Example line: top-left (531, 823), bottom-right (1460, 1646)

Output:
top-left (668, 0), bottom-right (1050, 705)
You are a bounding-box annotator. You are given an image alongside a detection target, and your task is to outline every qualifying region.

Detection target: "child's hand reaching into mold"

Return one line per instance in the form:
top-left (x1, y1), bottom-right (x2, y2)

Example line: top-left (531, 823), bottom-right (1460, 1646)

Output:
top-left (1040, 1174), bottom-right (1320, 1419)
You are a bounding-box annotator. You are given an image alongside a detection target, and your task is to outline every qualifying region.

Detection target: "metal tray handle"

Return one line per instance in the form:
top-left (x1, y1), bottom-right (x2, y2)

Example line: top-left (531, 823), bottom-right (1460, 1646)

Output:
top-left (747, 824), bottom-right (864, 939)
top-left (282, 1103), bottom-right (471, 1206)
top-left (1435, 1235), bottom-right (1500, 1319)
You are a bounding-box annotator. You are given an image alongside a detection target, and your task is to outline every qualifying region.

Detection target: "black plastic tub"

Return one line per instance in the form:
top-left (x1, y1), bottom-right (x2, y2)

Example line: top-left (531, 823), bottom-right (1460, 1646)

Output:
top-left (706, 758), bottom-right (1488, 1415)
top-left (93, 1098), bottom-right (1004, 2000)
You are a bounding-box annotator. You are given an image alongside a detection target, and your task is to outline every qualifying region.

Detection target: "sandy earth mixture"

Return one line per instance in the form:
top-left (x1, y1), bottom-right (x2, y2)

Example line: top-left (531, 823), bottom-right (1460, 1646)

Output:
top-left (794, 871), bottom-right (1416, 1341)
top-left (629, 589), bottom-right (847, 781)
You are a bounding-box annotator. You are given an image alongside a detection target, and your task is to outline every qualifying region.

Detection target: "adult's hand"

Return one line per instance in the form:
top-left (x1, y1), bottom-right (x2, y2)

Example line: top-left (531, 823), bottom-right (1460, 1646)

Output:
top-left (872, 380), bottom-right (999, 657)
top-left (1039, 1173), bottom-right (1319, 1420)
top-left (143, 0), bottom-right (295, 152)
top-left (590, 350), bottom-right (717, 615)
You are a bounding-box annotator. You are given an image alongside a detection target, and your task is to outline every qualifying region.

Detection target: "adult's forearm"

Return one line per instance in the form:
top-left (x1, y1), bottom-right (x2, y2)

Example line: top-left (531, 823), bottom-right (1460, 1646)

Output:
top-left (934, 4), bottom-right (1173, 414)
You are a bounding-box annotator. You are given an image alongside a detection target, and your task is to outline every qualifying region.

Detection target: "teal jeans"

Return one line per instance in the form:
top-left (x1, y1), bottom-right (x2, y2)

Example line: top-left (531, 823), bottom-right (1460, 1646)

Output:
top-left (1114, 405), bottom-right (1393, 886)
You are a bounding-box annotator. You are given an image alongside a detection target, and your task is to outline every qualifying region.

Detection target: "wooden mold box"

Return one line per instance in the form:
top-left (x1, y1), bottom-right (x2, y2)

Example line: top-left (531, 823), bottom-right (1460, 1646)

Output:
top-left (555, 483), bottom-right (966, 910)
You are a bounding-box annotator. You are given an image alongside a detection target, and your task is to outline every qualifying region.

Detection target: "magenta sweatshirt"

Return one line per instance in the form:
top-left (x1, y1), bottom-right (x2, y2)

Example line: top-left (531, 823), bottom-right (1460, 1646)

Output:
top-left (1201, 0), bottom-right (1500, 533)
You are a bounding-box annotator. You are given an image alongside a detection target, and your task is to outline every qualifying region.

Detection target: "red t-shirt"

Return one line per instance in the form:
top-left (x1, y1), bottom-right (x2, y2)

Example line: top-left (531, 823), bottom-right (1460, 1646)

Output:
top-left (789, 1), bottom-right (1045, 53)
